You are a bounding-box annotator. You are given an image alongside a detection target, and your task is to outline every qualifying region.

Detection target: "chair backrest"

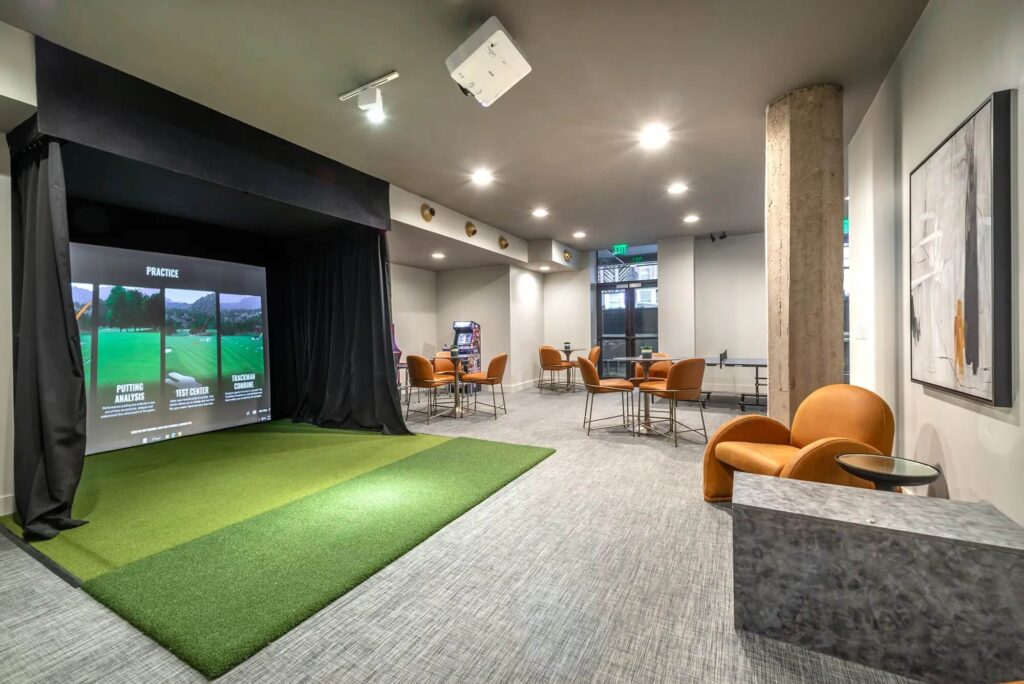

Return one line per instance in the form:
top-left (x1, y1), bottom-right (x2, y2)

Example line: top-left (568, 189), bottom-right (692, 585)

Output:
top-left (577, 356), bottom-right (601, 388)
top-left (664, 358), bottom-right (705, 401)
top-left (634, 352), bottom-right (671, 379)
top-left (433, 352), bottom-right (454, 374)
top-left (487, 353), bottom-right (508, 380)
top-left (790, 384), bottom-right (895, 453)
top-left (539, 346), bottom-right (564, 368)
top-left (407, 355), bottom-right (435, 384)
top-left (587, 345), bottom-right (601, 364)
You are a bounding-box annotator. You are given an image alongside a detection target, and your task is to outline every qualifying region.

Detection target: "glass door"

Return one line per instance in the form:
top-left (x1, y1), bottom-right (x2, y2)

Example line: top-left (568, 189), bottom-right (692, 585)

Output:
top-left (597, 283), bottom-right (659, 377)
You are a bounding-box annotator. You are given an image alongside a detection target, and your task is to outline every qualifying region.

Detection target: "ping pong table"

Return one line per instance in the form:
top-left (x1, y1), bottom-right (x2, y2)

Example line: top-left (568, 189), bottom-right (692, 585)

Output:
top-left (701, 350), bottom-right (767, 411)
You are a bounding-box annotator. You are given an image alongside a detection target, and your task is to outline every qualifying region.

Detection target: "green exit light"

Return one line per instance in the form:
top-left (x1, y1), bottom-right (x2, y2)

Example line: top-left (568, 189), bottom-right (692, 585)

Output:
top-left (611, 243), bottom-right (629, 256)
top-left (843, 217), bottom-right (849, 234)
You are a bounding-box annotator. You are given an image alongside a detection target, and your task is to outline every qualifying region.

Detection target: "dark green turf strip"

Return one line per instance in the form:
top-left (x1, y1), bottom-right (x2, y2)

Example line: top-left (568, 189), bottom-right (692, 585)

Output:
top-left (83, 437), bottom-right (553, 678)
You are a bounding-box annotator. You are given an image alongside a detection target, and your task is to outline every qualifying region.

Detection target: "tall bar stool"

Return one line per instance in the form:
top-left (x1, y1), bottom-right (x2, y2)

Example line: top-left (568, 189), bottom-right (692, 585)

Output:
top-left (576, 357), bottom-right (635, 435)
top-left (639, 358), bottom-right (707, 446)
top-left (460, 353), bottom-right (508, 419)
top-left (406, 355), bottom-right (456, 423)
top-left (538, 346), bottom-right (572, 393)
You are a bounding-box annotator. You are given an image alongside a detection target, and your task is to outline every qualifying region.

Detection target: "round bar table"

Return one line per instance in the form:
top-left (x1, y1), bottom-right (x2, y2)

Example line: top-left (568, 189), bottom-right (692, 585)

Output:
top-left (835, 454), bottom-right (940, 492)
top-left (560, 347), bottom-right (585, 391)
top-left (611, 356), bottom-right (684, 433)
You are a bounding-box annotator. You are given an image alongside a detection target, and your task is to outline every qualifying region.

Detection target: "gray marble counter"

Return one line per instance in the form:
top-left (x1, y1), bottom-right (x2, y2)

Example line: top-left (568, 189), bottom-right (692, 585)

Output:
top-left (731, 473), bottom-right (1024, 683)
top-left (733, 473), bottom-right (1024, 552)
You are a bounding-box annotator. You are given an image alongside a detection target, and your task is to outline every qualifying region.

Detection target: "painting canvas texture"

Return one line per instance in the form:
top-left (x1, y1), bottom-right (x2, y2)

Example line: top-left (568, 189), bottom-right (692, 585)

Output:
top-left (909, 101), bottom-right (994, 401)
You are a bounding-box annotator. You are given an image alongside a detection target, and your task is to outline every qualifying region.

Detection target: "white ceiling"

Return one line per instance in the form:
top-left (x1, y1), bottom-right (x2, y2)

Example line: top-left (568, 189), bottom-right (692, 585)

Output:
top-left (0, 0), bottom-right (926, 251)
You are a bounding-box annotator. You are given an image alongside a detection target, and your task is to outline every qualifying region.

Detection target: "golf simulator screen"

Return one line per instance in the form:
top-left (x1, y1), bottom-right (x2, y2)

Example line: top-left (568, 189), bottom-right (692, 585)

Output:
top-left (71, 243), bottom-right (272, 454)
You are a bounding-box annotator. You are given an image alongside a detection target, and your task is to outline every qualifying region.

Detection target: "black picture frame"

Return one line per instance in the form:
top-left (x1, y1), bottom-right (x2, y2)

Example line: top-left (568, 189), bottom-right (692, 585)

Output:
top-left (908, 90), bottom-right (1013, 407)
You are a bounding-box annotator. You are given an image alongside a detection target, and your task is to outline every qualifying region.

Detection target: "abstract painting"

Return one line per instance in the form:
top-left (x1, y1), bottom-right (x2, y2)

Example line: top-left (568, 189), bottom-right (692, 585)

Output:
top-left (909, 91), bottom-right (1012, 406)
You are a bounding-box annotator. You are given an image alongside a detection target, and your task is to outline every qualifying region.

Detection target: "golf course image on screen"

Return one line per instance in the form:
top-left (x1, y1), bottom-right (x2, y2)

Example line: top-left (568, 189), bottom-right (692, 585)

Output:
top-left (97, 285), bottom-right (163, 413)
top-left (72, 282), bottom-right (94, 373)
top-left (220, 293), bottom-right (266, 401)
top-left (164, 289), bottom-right (218, 392)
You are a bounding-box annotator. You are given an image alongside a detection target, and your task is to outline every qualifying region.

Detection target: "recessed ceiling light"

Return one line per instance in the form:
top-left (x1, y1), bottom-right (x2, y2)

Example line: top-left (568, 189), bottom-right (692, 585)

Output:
top-left (572, 230), bottom-right (586, 239)
top-left (639, 122), bottom-right (670, 150)
top-left (683, 214), bottom-right (700, 224)
top-left (531, 207), bottom-right (549, 218)
top-left (431, 252), bottom-right (445, 259)
top-left (471, 168), bottom-right (494, 186)
top-left (667, 182), bottom-right (688, 195)
top-left (539, 265), bottom-right (551, 271)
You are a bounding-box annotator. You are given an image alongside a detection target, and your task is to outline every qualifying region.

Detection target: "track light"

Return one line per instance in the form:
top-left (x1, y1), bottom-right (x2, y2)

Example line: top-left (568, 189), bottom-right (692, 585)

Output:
top-left (718, 231), bottom-right (727, 240)
top-left (709, 233), bottom-right (716, 243)
top-left (358, 88), bottom-right (385, 124)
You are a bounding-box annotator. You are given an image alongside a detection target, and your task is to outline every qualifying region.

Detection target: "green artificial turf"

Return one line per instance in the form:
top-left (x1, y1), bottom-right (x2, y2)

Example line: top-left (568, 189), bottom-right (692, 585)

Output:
top-left (1, 421), bottom-right (554, 678)
top-left (0, 422), bottom-right (450, 580)
top-left (165, 333), bottom-right (218, 385)
top-left (84, 436), bottom-right (552, 677)
top-left (220, 335), bottom-right (265, 378)
top-left (96, 328), bottom-right (161, 388)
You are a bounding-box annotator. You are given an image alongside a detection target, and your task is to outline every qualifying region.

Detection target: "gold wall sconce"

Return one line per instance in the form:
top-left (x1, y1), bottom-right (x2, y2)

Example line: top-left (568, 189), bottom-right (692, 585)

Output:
top-left (563, 250), bottom-right (573, 262)
top-left (420, 203), bottom-right (436, 222)
top-left (498, 236), bottom-right (509, 250)
top-left (465, 222), bottom-right (477, 237)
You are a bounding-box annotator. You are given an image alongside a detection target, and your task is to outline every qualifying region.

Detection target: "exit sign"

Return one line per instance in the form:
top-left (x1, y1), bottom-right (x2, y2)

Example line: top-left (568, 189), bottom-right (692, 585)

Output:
top-left (611, 243), bottom-right (629, 256)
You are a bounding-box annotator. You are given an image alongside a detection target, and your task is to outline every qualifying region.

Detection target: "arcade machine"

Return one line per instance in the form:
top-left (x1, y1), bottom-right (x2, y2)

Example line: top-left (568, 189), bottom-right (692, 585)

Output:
top-left (451, 321), bottom-right (481, 375)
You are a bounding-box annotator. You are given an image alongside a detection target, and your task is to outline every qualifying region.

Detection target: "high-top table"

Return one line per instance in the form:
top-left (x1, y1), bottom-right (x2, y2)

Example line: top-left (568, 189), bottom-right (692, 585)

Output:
top-left (559, 347), bottom-right (585, 390)
top-left (611, 356), bottom-right (684, 433)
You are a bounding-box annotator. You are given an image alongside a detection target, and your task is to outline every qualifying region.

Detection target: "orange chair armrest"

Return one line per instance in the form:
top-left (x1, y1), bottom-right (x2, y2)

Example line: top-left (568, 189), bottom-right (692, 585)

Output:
top-left (780, 438), bottom-right (881, 484)
top-left (712, 415), bottom-right (791, 447)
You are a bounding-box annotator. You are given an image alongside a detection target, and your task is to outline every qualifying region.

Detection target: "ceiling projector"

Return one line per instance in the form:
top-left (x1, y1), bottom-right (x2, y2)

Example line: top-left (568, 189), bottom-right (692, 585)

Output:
top-left (445, 17), bottom-right (531, 107)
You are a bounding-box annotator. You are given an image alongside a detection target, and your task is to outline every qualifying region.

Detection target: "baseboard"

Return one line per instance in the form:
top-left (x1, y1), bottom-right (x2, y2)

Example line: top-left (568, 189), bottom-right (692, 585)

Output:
top-left (508, 378), bottom-right (541, 393)
top-left (0, 492), bottom-right (13, 516)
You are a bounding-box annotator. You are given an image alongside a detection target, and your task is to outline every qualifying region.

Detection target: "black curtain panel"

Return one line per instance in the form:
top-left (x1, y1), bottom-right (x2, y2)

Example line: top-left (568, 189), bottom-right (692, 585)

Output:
top-left (283, 228), bottom-right (410, 435)
top-left (8, 134), bottom-right (89, 540)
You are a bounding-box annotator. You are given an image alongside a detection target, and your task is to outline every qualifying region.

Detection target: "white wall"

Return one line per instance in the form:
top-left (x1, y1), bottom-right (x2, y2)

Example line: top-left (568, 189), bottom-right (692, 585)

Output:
top-left (435, 266), bottom-right (512, 379)
top-left (848, 80), bottom-right (899, 410)
top-left (657, 237), bottom-right (696, 356)
top-left (848, 0), bottom-right (1024, 523)
top-left (0, 21), bottom-right (36, 109)
top-left (543, 251), bottom-right (593, 352)
top-left (391, 264), bottom-right (438, 359)
top-left (0, 143), bottom-right (13, 515)
top-left (694, 234), bottom-right (768, 393)
top-left (509, 267), bottom-right (545, 388)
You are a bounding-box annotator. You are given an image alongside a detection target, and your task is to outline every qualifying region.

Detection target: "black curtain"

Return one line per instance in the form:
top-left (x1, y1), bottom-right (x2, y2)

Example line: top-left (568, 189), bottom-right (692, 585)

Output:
top-left (282, 228), bottom-right (410, 434)
top-left (8, 135), bottom-right (89, 540)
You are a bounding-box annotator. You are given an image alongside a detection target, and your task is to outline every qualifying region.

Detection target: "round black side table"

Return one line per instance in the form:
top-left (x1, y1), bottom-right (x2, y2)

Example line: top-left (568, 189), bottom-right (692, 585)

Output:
top-left (835, 453), bottom-right (940, 492)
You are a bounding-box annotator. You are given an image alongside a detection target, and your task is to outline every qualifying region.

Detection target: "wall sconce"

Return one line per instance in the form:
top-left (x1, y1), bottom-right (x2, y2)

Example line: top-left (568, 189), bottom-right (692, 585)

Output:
top-left (420, 203), bottom-right (436, 222)
top-left (465, 221), bottom-right (477, 237)
top-left (563, 250), bottom-right (573, 262)
top-left (498, 236), bottom-right (509, 250)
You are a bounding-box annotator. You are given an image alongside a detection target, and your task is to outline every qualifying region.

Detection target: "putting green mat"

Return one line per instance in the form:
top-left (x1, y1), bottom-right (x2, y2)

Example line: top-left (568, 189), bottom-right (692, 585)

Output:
top-left (1, 422), bottom-right (554, 678)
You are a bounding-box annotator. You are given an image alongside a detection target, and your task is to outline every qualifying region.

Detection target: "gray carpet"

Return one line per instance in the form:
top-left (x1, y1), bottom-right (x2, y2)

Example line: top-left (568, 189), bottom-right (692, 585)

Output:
top-left (0, 389), bottom-right (914, 682)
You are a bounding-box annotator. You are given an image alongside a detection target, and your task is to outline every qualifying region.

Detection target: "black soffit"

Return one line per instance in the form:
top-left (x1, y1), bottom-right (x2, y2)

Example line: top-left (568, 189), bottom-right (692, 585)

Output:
top-left (33, 38), bottom-right (389, 233)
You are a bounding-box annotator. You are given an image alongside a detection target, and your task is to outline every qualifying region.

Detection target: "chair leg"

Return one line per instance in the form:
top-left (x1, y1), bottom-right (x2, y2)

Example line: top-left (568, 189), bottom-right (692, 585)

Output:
top-left (582, 392), bottom-right (590, 427)
top-left (698, 401), bottom-right (708, 443)
top-left (672, 399), bottom-right (678, 447)
top-left (500, 382), bottom-right (507, 413)
top-left (587, 392), bottom-right (595, 435)
top-left (491, 384), bottom-right (497, 419)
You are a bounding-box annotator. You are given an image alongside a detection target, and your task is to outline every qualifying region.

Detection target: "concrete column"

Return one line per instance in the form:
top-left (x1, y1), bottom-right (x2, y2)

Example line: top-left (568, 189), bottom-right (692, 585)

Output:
top-left (765, 84), bottom-right (844, 424)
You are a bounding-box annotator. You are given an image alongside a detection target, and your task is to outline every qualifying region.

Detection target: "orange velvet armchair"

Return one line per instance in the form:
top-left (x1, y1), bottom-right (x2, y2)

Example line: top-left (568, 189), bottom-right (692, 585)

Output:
top-left (703, 384), bottom-right (895, 502)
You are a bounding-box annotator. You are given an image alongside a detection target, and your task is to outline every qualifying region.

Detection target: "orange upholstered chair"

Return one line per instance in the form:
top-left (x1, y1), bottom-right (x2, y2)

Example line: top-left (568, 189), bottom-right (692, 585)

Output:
top-left (639, 358), bottom-right (707, 446)
top-left (538, 345), bottom-right (572, 393)
top-left (577, 356), bottom-right (634, 435)
top-left (570, 345), bottom-right (600, 388)
top-left (406, 355), bottom-right (456, 423)
top-left (433, 351), bottom-right (455, 376)
top-left (628, 352), bottom-right (671, 387)
top-left (703, 384), bottom-right (895, 502)
top-left (460, 353), bottom-right (508, 419)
